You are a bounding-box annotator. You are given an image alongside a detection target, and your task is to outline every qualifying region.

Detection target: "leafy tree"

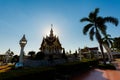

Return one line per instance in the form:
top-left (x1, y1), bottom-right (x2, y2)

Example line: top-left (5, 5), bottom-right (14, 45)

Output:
top-left (11, 55), bottom-right (19, 64)
top-left (80, 8), bottom-right (118, 64)
top-left (35, 51), bottom-right (45, 60)
top-left (28, 51), bottom-right (35, 59)
top-left (62, 48), bottom-right (67, 60)
top-left (5, 49), bottom-right (14, 57)
top-left (113, 37), bottom-right (120, 51)
top-left (73, 50), bottom-right (78, 58)
top-left (9, 51), bottom-right (14, 57)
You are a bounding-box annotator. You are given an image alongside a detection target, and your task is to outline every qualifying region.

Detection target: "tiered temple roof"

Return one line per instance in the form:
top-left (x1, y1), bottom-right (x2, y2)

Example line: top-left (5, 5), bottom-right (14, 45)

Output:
top-left (40, 25), bottom-right (63, 54)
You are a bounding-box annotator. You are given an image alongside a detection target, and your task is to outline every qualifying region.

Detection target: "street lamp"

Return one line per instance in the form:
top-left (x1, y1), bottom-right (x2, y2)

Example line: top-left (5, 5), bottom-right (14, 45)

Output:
top-left (15, 35), bottom-right (27, 68)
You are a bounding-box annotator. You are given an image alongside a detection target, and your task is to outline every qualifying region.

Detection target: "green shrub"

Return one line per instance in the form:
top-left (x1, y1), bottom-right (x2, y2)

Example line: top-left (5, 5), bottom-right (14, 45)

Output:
top-left (0, 67), bottom-right (56, 80)
top-left (55, 60), bottom-right (98, 75)
top-left (97, 64), bottom-right (116, 70)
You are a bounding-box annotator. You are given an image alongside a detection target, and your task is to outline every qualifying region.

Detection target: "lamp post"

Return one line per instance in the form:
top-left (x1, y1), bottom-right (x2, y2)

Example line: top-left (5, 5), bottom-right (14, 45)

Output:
top-left (15, 35), bottom-right (27, 68)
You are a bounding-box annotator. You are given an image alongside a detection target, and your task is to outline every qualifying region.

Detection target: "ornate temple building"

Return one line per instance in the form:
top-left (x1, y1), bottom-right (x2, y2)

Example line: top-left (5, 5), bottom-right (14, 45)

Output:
top-left (40, 25), bottom-right (63, 55)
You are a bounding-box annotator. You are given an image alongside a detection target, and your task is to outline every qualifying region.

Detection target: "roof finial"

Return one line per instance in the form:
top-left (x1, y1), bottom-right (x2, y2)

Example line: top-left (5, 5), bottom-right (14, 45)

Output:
top-left (50, 24), bottom-right (53, 37)
top-left (51, 24), bottom-right (53, 28)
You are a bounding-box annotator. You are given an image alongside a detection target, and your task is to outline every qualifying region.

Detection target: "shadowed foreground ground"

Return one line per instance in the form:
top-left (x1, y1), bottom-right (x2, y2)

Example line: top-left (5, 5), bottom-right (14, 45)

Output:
top-left (71, 59), bottom-right (120, 80)
top-left (1, 60), bottom-right (120, 80)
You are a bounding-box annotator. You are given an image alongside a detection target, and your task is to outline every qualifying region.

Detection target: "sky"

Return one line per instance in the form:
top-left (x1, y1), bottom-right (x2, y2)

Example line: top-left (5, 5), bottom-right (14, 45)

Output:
top-left (0, 0), bottom-right (120, 55)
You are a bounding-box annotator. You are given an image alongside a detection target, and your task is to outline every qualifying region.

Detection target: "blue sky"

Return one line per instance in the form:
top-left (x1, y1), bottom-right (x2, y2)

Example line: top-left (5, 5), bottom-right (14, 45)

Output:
top-left (0, 0), bottom-right (120, 55)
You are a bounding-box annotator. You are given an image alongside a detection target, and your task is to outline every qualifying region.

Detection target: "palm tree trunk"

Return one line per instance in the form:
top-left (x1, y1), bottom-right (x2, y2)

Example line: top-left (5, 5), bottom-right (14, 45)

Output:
top-left (99, 43), bottom-right (106, 64)
top-left (103, 44), bottom-right (113, 61)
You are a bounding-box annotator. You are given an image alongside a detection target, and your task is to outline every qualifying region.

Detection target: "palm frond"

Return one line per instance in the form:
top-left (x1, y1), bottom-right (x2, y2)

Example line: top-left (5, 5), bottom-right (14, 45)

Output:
top-left (94, 8), bottom-right (99, 14)
top-left (102, 34), bottom-right (111, 41)
top-left (102, 34), bottom-right (113, 47)
top-left (106, 34), bottom-right (111, 37)
top-left (93, 8), bottom-right (99, 20)
top-left (80, 17), bottom-right (92, 22)
top-left (89, 8), bottom-right (99, 21)
top-left (89, 27), bottom-right (95, 41)
top-left (98, 24), bottom-right (107, 36)
top-left (96, 16), bottom-right (104, 24)
top-left (104, 16), bottom-right (119, 26)
top-left (83, 24), bottom-right (93, 35)
top-left (89, 12), bottom-right (94, 20)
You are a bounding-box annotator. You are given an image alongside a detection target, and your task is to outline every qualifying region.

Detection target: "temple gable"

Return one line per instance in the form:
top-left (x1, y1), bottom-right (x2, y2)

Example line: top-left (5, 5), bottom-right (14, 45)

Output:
top-left (40, 25), bottom-right (63, 54)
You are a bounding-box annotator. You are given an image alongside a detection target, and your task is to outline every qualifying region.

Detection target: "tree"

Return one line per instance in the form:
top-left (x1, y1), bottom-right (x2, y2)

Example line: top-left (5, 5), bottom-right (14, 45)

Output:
top-left (62, 48), bottom-right (67, 60)
top-left (73, 50), bottom-right (78, 58)
top-left (35, 51), bottom-right (45, 60)
top-left (11, 55), bottom-right (19, 64)
top-left (102, 34), bottom-right (113, 47)
top-left (5, 49), bottom-right (14, 63)
top-left (9, 51), bottom-right (14, 57)
top-left (80, 8), bottom-right (118, 64)
top-left (28, 51), bottom-right (35, 59)
top-left (102, 34), bottom-right (113, 61)
top-left (113, 37), bottom-right (120, 51)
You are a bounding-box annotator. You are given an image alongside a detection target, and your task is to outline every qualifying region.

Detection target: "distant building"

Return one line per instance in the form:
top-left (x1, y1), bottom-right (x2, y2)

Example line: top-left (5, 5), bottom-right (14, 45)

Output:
top-left (88, 47), bottom-right (98, 53)
top-left (40, 25), bottom-right (63, 55)
top-left (81, 47), bottom-right (101, 59)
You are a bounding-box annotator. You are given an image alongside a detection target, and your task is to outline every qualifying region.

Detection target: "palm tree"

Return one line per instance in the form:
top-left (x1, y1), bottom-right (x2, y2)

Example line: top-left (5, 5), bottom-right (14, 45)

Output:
top-left (102, 34), bottom-right (113, 47)
top-left (80, 8), bottom-right (118, 64)
top-left (102, 34), bottom-right (113, 61)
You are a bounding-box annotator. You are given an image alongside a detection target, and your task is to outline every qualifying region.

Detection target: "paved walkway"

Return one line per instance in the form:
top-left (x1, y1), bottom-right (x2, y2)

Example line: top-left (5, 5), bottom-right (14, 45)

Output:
top-left (112, 59), bottom-right (120, 70)
top-left (71, 59), bottom-right (120, 80)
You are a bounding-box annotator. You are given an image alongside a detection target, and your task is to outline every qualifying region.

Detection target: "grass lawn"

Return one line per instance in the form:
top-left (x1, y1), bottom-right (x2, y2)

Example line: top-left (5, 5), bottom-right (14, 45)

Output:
top-left (0, 64), bottom-right (13, 73)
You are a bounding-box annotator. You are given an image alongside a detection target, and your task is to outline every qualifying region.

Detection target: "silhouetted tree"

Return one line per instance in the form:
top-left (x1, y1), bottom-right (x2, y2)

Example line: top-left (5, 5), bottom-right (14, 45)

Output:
top-left (28, 51), bottom-right (35, 59)
top-left (102, 34), bottom-right (113, 48)
top-left (11, 55), bottom-right (19, 64)
top-left (73, 50), bottom-right (78, 58)
top-left (113, 37), bottom-right (120, 51)
top-left (80, 8), bottom-right (118, 64)
top-left (62, 48), bottom-right (68, 60)
top-left (9, 51), bottom-right (14, 57)
top-left (69, 50), bottom-right (71, 54)
top-left (35, 51), bottom-right (45, 60)
top-left (102, 34), bottom-right (114, 61)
